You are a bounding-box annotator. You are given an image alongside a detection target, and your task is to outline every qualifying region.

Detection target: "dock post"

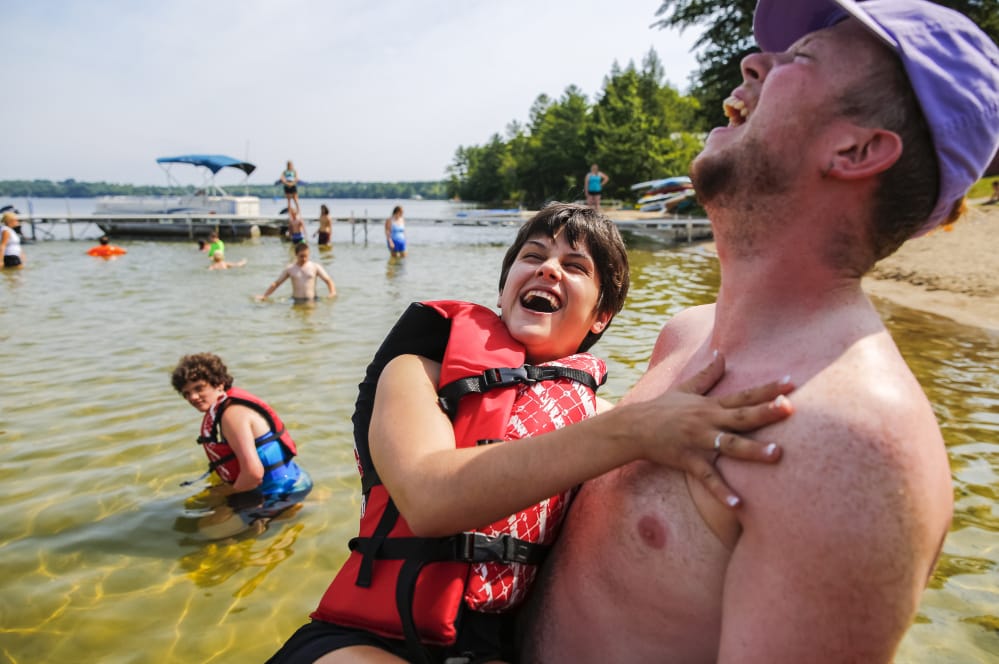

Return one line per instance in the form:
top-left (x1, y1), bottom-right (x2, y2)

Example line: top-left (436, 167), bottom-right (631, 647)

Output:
top-left (350, 212), bottom-right (356, 244)
top-left (364, 210), bottom-right (369, 245)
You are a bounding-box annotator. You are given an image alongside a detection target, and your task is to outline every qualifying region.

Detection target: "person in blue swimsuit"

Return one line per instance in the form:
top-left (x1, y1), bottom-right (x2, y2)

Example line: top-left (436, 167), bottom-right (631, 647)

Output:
top-left (385, 205), bottom-right (407, 257)
top-left (584, 163), bottom-right (609, 211)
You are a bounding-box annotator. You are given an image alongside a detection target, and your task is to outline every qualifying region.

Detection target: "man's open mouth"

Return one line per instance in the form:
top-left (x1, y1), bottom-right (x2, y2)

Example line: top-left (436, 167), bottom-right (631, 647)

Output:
top-left (723, 96), bottom-right (749, 126)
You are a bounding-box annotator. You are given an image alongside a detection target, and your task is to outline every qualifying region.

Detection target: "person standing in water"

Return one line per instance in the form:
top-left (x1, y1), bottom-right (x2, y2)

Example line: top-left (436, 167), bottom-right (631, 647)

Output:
top-left (316, 204), bottom-right (333, 248)
top-left (523, 1), bottom-right (997, 661)
top-left (1, 211), bottom-right (25, 269)
top-left (385, 205), bottom-right (407, 257)
top-left (257, 243), bottom-right (336, 303)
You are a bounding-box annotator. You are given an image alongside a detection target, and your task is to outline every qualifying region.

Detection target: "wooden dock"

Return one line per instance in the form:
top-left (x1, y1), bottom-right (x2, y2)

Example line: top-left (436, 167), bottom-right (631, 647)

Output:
top-left (15, 210), bottom-right (712, 247)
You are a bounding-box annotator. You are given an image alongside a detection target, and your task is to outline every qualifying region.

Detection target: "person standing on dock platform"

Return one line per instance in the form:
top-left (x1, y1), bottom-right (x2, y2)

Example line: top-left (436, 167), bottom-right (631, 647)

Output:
top-left (280, 161), bottom-right (300, 214)
top-left (584, 163), bottom-right (609, 211)
top-left (385, 205), bottom-right (407, 257)
top-left (1, 211), bottom-right (24, 269)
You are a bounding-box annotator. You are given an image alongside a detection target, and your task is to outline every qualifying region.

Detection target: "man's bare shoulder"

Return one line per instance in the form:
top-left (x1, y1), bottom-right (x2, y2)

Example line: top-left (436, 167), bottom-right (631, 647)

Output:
top-left (717, 335), bottom-right (953, 661)
top-left (649, 303), bottom-right (715, 366)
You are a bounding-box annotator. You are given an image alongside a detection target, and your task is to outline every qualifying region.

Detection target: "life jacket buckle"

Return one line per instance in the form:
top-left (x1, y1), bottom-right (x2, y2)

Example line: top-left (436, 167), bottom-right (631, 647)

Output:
top-left (482, 366), bottom-right (530, 388)
top-left (455, 532), bottom-right (533, 564)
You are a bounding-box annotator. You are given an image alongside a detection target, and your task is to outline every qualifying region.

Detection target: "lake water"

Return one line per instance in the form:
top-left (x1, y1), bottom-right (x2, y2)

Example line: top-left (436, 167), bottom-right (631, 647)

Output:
top-left (1, 199), bottom-right (996, 663)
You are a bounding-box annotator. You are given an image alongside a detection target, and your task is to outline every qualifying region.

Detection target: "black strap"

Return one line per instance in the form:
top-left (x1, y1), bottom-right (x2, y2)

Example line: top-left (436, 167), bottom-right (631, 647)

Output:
top-left (397, 558), bottom-right (433, 664)
top-left (348, 531), bottom-right (549, 566)
top-left (196, 430), bottom-right (290, 473)
top-left (355, 499), bottom-right (401, 588)
top-left (438, 364), bottom-right (602, 417)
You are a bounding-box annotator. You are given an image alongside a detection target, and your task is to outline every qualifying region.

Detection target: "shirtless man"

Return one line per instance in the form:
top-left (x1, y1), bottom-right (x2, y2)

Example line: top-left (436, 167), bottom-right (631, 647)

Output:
top-left (287, 209), bottom-right (306, 245)
top-left (524, 1), bottom-right (999, 662)
top-left (258, 243), bottom-right (336, 303)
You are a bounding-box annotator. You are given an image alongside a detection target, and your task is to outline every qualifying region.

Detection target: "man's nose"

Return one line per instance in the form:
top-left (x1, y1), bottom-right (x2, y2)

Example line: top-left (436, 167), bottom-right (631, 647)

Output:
top-left (740, 50), bottom-right (774, 83)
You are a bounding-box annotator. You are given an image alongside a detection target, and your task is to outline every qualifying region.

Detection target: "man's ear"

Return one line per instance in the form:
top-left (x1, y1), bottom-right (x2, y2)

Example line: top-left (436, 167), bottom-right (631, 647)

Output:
top-left (826, 127), bottom-right (902, 180)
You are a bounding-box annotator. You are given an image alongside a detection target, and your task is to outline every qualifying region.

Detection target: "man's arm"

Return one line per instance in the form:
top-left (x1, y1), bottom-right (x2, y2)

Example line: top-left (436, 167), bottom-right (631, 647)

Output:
top-left (716, 375), bottom-right (951, 662)
top-left (257, 268), bottom-right (290, 299)
top-left (316, 265), bottom-right (336, 297)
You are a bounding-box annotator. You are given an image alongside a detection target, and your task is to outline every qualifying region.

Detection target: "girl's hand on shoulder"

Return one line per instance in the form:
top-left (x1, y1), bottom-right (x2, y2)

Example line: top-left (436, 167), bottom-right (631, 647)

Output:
top-left (629, 352), bottom-right (793, 508)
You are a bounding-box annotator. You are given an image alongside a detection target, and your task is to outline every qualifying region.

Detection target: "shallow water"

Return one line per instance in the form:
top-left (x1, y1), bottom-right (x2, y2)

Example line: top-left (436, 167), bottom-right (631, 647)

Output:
top-left (0, 211), bottom-right (996, 663)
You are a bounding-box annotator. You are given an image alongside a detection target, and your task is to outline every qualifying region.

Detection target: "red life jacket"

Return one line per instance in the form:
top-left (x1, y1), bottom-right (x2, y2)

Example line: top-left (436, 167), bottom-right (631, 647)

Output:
top-left (311, 300), bottom-right (606, 656)
top-left (197, 387), bottom-right (298, 483)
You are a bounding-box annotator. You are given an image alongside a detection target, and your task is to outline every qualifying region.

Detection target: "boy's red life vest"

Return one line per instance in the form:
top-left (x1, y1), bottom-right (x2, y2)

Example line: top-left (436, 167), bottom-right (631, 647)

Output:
top-left (197, 387), bottom-right (298, 483)
top-left (311, 300), bottom-right (606, 655)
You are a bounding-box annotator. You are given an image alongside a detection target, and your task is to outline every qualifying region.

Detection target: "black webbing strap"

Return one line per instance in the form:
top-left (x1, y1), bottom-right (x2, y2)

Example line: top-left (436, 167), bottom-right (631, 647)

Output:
top-left (397, 558), bottom-right (433, 664)
top-left (348, 531), bottom-right (549, 566)
top-left (355, 499), bottom-right (401, 588)
top-left (437, 364), bottom-right (603, 417)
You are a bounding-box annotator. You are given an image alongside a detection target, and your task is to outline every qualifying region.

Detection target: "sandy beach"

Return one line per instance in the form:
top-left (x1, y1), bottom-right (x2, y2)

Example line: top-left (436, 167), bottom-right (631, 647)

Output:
top-left (864, 201), bottom-right (999, 333)
top-left (660, 201), bottom-right (999, 333)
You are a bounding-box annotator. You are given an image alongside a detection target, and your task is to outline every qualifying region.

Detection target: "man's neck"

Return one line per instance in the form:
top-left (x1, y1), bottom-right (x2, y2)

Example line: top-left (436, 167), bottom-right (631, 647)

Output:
top-left (708, 211), bottom-right (873, 353)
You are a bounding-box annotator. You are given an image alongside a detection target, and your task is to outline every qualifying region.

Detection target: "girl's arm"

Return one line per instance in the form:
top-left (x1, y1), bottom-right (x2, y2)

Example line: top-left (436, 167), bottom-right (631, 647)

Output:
top-left (369, 353), bottom-right (792, 537)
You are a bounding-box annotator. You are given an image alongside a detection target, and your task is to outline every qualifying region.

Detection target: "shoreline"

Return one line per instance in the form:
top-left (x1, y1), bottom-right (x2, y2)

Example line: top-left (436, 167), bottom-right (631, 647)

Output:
top-left (675, 201), bottom-right (999, 334)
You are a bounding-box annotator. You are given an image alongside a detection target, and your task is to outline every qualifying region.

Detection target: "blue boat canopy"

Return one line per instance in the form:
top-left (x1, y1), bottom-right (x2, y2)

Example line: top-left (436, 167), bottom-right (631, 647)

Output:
top-left (156, 155), bottom-right (256, 176)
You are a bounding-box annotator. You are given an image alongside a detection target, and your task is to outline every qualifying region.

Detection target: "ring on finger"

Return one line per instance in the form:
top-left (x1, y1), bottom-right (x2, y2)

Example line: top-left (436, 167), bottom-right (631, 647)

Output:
top-left (714, 432), bottom-right (724, 451)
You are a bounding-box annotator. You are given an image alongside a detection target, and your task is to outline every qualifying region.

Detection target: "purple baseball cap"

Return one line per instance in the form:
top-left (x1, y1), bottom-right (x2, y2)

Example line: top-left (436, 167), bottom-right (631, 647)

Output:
top-left (753, 0), bottom-right (999, 235)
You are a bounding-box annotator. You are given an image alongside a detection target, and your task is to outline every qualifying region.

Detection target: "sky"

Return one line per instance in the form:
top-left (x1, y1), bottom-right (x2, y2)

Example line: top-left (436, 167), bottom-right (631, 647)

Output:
top-left (0, 1), bottom-right (704, 186)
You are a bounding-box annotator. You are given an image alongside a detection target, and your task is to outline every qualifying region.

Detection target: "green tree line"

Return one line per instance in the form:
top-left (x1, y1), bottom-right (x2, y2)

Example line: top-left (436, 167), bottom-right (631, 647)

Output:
top-left (0, 179), bottom-right (450, 200)
top-left (449, 0), bottom-right (998, 207)
top-left (447, 49), bottom-right (705, 207)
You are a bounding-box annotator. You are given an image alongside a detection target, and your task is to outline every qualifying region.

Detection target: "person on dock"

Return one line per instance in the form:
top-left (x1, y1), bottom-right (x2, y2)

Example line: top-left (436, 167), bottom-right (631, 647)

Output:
top-left (286, 208), bottom-right (306, 245)
top-left (266, 202), bottom-right (794, 664)
top-left (1, 211), bottom-right (25, 269)
top-left (171, 352), bottom-right (313, 539)
top-left (280, 160), bottom-right (300, 214)
top-left (584, 163), bottom-right (609, 211)
top-left (384, 205), bottom-right (407, 257)
top-left (522, 2), bottom-right (998, 662)
top-left (87, 236), bottom-right (127, 258)
top-left (257, 242), bottom-right (336, 303)
top-left (208, 252), bottom-right (247, 270)
top-left (315, 204), bottom-right (333, 248)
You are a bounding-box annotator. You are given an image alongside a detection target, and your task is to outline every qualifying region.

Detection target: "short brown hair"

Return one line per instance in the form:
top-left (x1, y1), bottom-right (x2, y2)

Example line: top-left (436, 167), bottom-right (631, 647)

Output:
top-left (171, 353), bottom-right (233, 392)
top-left (836, 41), bottom-right (938, 268)
top-left (498, 202), bottom-right (630, 352)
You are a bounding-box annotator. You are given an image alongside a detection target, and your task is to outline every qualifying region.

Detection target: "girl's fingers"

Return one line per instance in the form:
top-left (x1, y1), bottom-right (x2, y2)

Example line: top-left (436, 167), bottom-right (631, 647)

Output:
top-left (693, 456), bottom-right (743, 509)
top-left (676, 352), bottom-right (725, 396)
top-left (715, 432), bottom-right (782, 463)
top-left (716, 376), bottom-right (793, 408)
top-left (715, 394), bottom-right (794, 433)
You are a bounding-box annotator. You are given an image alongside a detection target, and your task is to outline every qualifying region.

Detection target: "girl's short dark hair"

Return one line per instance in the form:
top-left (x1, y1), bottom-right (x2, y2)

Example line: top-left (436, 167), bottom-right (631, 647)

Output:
top-left (498, 202), bottom-right (630, 353)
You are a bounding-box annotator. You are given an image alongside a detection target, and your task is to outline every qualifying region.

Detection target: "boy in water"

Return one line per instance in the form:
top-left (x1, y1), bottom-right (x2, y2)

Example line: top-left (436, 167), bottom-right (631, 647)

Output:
top-left (171, 353), bottom-right (313, 539)
top-left (267, 203), bottom-right (794, 663)
top-left (257, 243), bottom-right (336, 303)
top-left (208, 252), bottom-right (247, 270)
